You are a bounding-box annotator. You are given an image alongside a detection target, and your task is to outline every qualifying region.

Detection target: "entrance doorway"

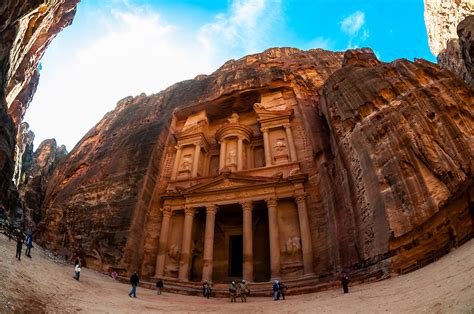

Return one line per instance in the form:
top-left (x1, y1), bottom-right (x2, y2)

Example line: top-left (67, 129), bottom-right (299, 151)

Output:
top-left (229, 235), bottom-right (243, 277)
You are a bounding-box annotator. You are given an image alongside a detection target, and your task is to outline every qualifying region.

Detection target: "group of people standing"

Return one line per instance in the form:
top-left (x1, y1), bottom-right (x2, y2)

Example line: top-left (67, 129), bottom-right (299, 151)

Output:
top-left (228, 279), bottom-right (250, 302)
top-left (272, 280), bottom-right (288, 300)
top-left (7, 222), bottom-right (33, 261)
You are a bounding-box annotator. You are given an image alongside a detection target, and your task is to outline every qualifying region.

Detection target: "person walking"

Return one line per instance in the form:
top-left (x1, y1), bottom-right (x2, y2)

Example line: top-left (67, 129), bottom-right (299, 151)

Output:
top-left (229, 281), bottom-right (237, 302)
top-left (341, 271), bottom-right (350, 293)
top-left (279, 281), bottom-right (288, 300)
top-left (8, 221), bottom-right (14, 241)
top-left (156, 279), bottom-right (163, 295)
top-left (272, 280), bottom-right (280, 301)
top-left (202, 281), bottom-right (212, 298)
top-left (74, 263), bottom-right (81, 280)
top-left (15, 233), bottom-right (23, 261)
top-left (239, 280), bottom-right (249, 302)
top-left (25, 229), bottom-right (33, 258)
top-left (129, 271), bottom-right (139, 298)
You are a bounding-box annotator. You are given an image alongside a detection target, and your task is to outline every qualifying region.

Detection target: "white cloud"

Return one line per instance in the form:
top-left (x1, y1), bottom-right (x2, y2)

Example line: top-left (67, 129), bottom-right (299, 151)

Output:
top-left (25, 0), bottom-right (283, 150)
top-left (198, 0), bottom-right (283, 61)
top-left (341, 11), bottom-right (365, 36)
top-left (305, 37), bottom-right (335, 50)
top-left (340, 11), bottom-right (369, 49)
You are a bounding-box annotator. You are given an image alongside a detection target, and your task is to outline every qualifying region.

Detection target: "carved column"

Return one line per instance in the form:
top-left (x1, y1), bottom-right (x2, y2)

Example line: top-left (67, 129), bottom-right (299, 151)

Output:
top-left (284, 124), bottom-right (297, 162)
top-left (155, 207), bottom-right (172, 277)
top-left (266, 198), bottom-right (281, 279)
top-left (241, 201), bottom-right (254, 281)
top-left (262, 128), bottom-right (272, 167)
top-left (202, 205), bottom-right (218, 282)
top-left (192, 143), bottom-right (201, 177)
top-left (237, 137), bottom-right (244, 171)
top-left (171, 146), bottom-right (182, 180)
top-left (219, 141), bottom-right (227, 170)
top-left (295, 194), bottom-right (314, 275)
top-left (178, 207), bottom-right (195, 280)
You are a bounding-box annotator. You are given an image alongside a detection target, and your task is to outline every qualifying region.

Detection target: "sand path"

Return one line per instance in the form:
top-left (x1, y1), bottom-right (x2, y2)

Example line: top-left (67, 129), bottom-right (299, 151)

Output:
top-left (1, 234), bottom-right (473, 313)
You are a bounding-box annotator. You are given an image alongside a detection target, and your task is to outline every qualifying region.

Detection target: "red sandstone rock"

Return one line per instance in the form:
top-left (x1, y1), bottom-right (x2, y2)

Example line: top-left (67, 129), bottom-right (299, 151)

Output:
top-left (37, 47), bottom-right (473, 283)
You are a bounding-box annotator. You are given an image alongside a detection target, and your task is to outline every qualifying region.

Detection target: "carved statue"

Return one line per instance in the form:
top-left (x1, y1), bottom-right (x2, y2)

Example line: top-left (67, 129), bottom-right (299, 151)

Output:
top-left (226, 149), bottom-right (237, 165)
top-left (286, 236), bottom-right (301, 256)
top-left (180, 155), bottom-right (192, 171)
top-left (274, 138), bottom-right (287, 153)
top-left (168, 244), bottom-right (181, 261)
top-left (227, 113), bottom-right (240, 123)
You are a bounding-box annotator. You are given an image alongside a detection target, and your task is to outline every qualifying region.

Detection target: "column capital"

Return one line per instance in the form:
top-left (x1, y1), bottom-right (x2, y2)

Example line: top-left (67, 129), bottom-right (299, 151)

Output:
top-left (295, 194), bottom-right (307, 203)
top-left (184, 207), bottom-right (195, 217)
top-left (161, 207), bottom-right (173, 218)
top-left (240, 201), bottom-right (253, 212)
top-left (265, 198), bottom-right (278, 209)
top-left (206, 205), bottom-right (218, 215)
top-left (261, 126), bottom-right (270, 133)
top-left (282, 123), bottom-right (291, 129)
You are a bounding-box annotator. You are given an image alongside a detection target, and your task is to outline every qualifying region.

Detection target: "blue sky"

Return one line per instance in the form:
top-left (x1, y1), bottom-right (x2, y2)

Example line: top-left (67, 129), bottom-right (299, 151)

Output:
top-left (25, 0), bottom-right (434, 150)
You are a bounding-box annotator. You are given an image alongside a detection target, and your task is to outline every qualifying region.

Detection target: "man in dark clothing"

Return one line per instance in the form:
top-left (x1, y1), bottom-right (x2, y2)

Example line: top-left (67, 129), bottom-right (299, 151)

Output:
top-left (15, 234), bottom-right (24, 260)
top-left (129, 272), bottom-right (139, 298)
top-left (156, 279), bottom-right (163, 295)
top-left (341, 271), bottom-right (350, 293)
top-left (8, 222), bottom-right (14, 241)
top-left (272, 280), bottom-right (280, 300)
top-left (25, 230), bottom-right (33, 257)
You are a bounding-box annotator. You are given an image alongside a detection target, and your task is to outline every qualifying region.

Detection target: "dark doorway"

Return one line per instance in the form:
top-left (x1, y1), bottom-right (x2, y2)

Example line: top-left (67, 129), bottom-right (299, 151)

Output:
top-left (229, 235), bottom-right (243, 277)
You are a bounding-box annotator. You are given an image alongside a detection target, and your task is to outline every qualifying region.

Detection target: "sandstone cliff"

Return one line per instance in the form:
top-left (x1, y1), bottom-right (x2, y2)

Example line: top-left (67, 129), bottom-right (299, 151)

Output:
top-left (38, 47), bottom-right (473, 280)
top-left (424, 0), bottom-right (473, 87)
top-left (0, 0), bottom-right (79, 215)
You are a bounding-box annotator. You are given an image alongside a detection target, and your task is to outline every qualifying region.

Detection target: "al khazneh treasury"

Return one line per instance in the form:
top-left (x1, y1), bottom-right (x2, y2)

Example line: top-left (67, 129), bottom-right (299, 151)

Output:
top-left (155, 89), bottom-right (314, 283)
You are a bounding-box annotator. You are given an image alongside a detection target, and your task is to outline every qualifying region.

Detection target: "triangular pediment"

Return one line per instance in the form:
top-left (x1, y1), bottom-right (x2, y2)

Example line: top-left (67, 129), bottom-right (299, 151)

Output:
top-left (253, 103), bottom-right (293, 121)
top-left (184, 173), bottom-right (281, 194)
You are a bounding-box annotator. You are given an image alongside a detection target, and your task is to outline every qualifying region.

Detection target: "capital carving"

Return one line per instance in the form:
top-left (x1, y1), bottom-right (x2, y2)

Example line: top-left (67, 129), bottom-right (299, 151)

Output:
top-left (295, 194), bottom-right (307, 203)
top-left (184, 207), bottom-right (195, 217)
top-left (206, 205), bottom-right (218, 215)
top-left (240, 201), bottom-right (253, 212)
top-left (261, 127), bottom-right (269, 133)
top-left (265, 198), bottom-right (278, 209)
top-left (161, 207), bottom-right (173, 218)
top-left (283, 123), bottom-right (291, 129)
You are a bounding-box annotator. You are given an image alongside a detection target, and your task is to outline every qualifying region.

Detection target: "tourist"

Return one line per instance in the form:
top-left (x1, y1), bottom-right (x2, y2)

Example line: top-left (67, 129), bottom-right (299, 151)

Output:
top-left (229, 281), bottom-right (237, 302)
top-left (8, 221), bottom-right (14, 241)
top-left (156, 279), bottom-right (163, 295)
top-left (74, 263), bottom-right (81, 280)
top-left (15, 233), bottom-right (24, 261)
top-left (129, 271), bottom-right (139, 298)
top-left (279, 281), bottom-right (288, 300)
top-left (202, 281), bottom-right (212, 298)
top-left (25, 229), bottom-right (33, 258)
top-left (111, 271), bottom-right (118, 280)
top-left (272, 280), bottom-right (280, 300)
top-left (239, 279), bottom-right (249, 302)
top-left (341, 271), bottom-right (350, 293)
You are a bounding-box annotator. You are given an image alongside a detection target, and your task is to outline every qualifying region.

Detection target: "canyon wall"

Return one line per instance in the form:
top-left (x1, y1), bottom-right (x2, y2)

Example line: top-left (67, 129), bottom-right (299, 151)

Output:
top-left (0, 0), bottom-right (79, 215)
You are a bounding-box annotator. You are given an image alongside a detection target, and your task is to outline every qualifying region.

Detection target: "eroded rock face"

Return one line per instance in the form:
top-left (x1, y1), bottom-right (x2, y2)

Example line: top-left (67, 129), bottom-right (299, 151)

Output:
top-left (38, 47), bottom-right (473, 281)
top-left (320, 49), bottom-right (473, 273)
top-left (0, 0), bottom-right (79, 215)
top-left (19, 138), bottom-right (67, 228)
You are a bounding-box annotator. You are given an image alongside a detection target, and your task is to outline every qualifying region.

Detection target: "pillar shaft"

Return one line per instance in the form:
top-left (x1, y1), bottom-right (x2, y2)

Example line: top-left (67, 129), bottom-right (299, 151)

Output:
top-left (295, 195), bottom-right (314, 275)
top-left (242, 201), bottom-right (254, 281)
top-left (262, 128), bottom-right (272, 167)
top-left (178, 207), bottom-right (195, 280)
top-left (266, 198), bottom-right (281, 279)
top-left (219, 141), bottom-right (227, 170)
top-left (202, 205), bottom-right (218, 282)
top-left (171, 146), bottom-right (182, 180)
top-left (192, 144), bottom-right (201, 177)
top-left (237, 137), bottom-right (243, 171)
top-left (155, 208), bottom-right (172, 277)
top-left (284, 124), bottom-right (297, 162)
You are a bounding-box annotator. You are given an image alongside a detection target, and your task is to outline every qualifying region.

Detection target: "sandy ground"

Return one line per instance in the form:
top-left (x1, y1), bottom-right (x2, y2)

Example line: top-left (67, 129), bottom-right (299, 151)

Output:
top-left (1, 234), bottom-right (473, 313)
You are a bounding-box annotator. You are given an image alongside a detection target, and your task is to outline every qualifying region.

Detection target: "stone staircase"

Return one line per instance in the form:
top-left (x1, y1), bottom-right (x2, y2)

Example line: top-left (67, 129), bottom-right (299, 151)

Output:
top-left (117, 275), bottom-right (342, 298)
